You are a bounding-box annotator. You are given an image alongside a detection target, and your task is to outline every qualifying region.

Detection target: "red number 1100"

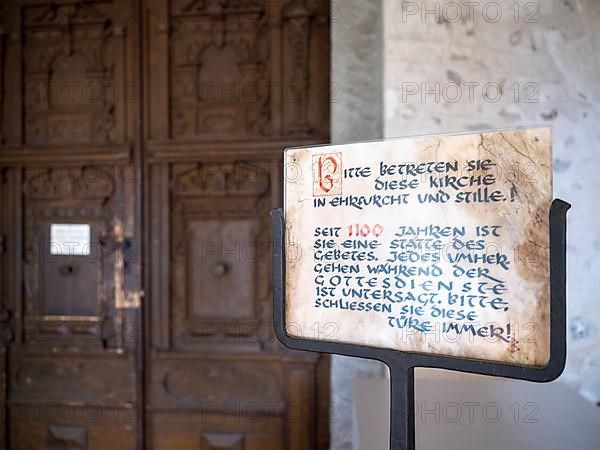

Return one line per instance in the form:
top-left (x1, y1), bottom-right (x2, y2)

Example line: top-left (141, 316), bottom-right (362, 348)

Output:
top-left (347, 224), bottom-right (384, 237)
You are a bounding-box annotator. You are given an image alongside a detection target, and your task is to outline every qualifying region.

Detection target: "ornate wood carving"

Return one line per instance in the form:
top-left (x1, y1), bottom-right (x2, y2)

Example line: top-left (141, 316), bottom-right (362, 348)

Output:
top-left (282, 0), bottom-right (313, 135)
top-left (170, 0), bottom-right (271, 139)
top-left (173, 160), bottom-right (269, 197)
top-left (25, 165), bottom-right (115, 200)
top-left (22, 1), bottom-right (123, 145)
top-left (144, 0), bottom-right (329, 142)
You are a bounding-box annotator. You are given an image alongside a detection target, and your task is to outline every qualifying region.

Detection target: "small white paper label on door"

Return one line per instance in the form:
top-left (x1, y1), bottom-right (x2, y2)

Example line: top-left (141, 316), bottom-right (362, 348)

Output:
top-left (50, 224), bottom-right (91, 256)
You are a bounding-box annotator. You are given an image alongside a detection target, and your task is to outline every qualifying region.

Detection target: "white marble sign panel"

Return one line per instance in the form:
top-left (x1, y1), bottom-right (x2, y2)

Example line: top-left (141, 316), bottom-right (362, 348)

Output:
top-left (284, 129), bottom-right (552, 367)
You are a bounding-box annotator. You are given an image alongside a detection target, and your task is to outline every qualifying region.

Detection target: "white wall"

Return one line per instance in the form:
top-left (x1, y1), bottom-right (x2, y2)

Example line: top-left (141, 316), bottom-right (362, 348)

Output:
top-left (354, 371), bottom-right (600, 450)
top-left (383, 0), bottom-right (600, 404)
top-left (331, 1), bottom-right (386, 448)
top-left (331, 0), bottom-right (600, 447)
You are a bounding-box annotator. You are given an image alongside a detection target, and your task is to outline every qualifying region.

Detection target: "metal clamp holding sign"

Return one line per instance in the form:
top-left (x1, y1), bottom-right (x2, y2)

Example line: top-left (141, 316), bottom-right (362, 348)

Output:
top-left (271, 128), bottom-right (570, 450)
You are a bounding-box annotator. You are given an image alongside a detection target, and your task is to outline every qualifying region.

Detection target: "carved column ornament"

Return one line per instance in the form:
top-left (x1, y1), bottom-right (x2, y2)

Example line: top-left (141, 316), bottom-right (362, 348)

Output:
top-left (282, 0), bottom-right (313, 134)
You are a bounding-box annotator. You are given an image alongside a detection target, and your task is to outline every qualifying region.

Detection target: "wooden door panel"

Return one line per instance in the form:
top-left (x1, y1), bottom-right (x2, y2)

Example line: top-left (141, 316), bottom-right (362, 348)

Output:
top-left (170, 160), bottom-right (272, 351)
top-left (20, 2), bottom-right (130, 146)
top-left (144, 0), bottom-right (331, 448)
top-left (152, 413), bottom-right (283, 450)
top-left (11, 412), bottom-right (136, 450)
top-left (1, 0), bottom-right (142, 444)
top-left (9, 350), bottom-right (135, 404)
top-left (4, 162), bottom-right (140, 450)
top-left (9, 349), bottom-right (137, 450)
top-left (147, 156), bottom-right (326, 448)
top-left (187, 219), bottom-right (256, 319)
top-left (1, 0), bottom-right (330, 447)
top-left (21, 164), bottom-right (123, 348)
top-left (149, 355), bottom-right (285, 410)
top-left (41, 227), bottom-right (102, 317)
top-left (23, 169), bottom-right (111, 305)
top-left (144, 0), bottom-right (330, 142)
top-left (169, 12), bottom-right (271, 140)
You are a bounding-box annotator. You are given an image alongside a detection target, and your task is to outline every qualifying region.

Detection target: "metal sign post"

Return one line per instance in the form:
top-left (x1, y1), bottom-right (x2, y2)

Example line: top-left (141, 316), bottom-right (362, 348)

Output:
top-left (271, 199), bottom-right (570, 450)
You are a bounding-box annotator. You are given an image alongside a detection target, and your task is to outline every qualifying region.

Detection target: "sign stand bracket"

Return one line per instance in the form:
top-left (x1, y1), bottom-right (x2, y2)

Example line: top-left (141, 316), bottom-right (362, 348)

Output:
top-left (271, 199), bottom-right (570, 450)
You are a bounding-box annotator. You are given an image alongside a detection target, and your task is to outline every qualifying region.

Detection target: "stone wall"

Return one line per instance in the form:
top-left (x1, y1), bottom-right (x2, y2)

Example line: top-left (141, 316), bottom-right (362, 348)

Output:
top-left (331, 1), bottom-right (386, 449)
top-left (331, 0), bottom-right (600, 447)
top-left (383, 0), bottom-right (600, 403)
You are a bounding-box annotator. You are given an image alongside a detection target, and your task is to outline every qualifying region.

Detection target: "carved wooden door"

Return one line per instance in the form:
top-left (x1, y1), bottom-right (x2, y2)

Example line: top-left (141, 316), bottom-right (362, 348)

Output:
top-left (143, 0), bottom-right (331, 448)
top-left (1, 0), bottom-right (330, 449)
top-left (0, 1), bottom-right (143, 449)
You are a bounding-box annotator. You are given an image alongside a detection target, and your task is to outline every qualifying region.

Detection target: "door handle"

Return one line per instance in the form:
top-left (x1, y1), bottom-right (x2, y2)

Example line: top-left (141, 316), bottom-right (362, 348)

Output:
top-left (58, 263), bottom-right (78, 277)
top-left (211, 262), bottom-right (228, 277)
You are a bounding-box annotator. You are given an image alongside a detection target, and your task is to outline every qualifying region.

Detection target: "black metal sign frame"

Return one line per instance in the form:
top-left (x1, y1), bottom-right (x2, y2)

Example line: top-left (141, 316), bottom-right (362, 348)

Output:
top-left (271, 199), bottom-right (570, 450)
